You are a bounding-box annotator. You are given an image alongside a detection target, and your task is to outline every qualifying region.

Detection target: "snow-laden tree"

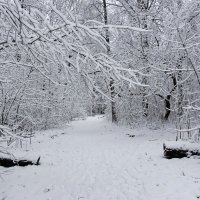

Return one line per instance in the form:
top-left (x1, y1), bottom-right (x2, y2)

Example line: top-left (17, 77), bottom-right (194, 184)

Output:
top-left (0, 0), bottom-right (148, 134)
top-left (160, 0), bottom-right (200, 135)
top-left (100, 0), bottom-right (200, 131)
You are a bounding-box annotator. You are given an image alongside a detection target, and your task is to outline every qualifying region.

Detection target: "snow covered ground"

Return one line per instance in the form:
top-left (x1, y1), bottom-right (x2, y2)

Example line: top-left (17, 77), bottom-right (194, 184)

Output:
top-left (0, 116), bottom-right (200, 200)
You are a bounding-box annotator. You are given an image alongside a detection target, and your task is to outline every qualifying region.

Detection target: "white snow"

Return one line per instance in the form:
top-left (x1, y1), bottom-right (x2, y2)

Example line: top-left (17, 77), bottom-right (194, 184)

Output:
top-left (164, 141), bottom-right (200, 152)
top-left (0, 116), bottom-right (200, 200)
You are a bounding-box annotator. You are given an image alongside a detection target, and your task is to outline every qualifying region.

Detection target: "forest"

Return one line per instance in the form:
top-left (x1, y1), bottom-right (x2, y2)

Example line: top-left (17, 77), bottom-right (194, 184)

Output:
top-left (0, 0), bottom-right (200, 200)
top-left (0, 0), bottom-right (200, 132)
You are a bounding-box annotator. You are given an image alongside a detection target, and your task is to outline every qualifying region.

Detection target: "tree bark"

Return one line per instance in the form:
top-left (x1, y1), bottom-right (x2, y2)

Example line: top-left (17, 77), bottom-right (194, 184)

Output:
top-left (102, 0), bottom-right (117, 122)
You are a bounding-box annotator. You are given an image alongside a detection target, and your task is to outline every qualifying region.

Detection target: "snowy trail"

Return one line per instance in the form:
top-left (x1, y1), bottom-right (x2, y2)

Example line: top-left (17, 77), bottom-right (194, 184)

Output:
top-left (1, 116), bottom-right (200, 200)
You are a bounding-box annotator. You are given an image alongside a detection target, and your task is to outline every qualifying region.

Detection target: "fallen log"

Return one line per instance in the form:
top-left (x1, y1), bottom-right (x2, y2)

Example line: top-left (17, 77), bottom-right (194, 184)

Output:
top-left (0, 156), bottom-right (40, 167)
top-left (163, 141), bottom-right (200, 159)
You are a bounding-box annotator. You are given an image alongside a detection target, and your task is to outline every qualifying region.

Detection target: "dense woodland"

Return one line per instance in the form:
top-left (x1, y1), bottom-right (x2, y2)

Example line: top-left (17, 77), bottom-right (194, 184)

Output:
top-left (1, 1), bottom-right (200, 199)
top-left (0, 0), bottom-right (200, 136)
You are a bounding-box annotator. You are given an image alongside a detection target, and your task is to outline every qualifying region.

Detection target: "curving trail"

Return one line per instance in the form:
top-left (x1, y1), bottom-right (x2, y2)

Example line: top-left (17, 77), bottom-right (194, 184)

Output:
top-left (1, 116), bottom-right (200, 200)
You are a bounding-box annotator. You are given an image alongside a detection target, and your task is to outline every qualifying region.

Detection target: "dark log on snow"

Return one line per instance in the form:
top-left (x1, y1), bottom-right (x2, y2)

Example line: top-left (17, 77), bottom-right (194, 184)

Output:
top-left (0, 156), bottom-right (40, 167)
top-left (163, 141), bottom-right (200, 159)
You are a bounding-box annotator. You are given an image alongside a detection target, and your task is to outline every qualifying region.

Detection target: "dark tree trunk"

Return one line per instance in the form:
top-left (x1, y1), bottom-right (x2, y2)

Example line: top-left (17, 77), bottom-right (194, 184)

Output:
top-left (164, 95), bottom-right (171, 120)
top-left (102, 0), bottom-right (117, 123)
top-left (157, 74), bottom-right (178, 120)
top-left (110, 79), bottom-right (117, 122)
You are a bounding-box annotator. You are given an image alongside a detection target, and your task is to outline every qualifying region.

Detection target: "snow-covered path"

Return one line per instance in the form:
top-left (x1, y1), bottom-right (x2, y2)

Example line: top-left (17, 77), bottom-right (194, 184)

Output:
top-left (1, 116), bottom-right (200, 200)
